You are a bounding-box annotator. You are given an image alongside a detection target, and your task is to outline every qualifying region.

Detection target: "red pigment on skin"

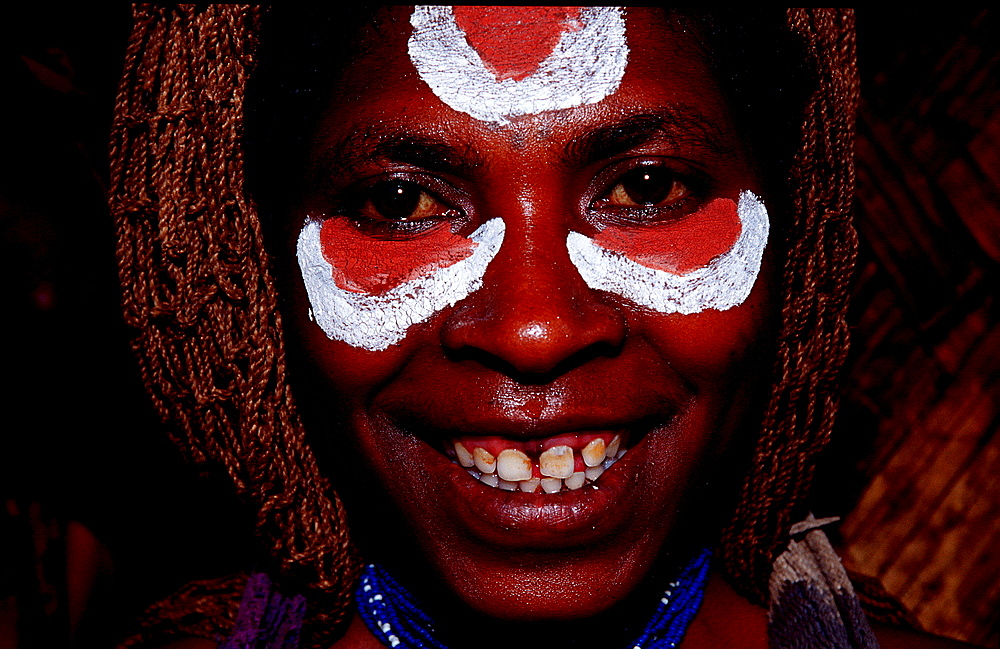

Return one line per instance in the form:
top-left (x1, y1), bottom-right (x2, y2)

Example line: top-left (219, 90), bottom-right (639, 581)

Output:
top-left (593, 198), bottom-right (741, 275)
top-left (453, 6), bottom-right (582, 81)
top-left (320, 218), bottom-right (476, 295)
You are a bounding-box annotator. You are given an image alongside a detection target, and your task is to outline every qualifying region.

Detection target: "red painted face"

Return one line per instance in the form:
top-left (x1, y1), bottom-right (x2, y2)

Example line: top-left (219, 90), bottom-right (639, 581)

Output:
top-left (286, 6), bottom-right (778, 630)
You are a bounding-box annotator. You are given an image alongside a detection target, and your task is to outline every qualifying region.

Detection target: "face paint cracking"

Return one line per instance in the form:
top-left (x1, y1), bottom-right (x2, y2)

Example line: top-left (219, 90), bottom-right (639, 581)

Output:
top-left (297, 218), bottom-right (505, 351)
top-left (567, 191), bottom-right (769, 314)
top-left (408, 6), bottom-right (628, 124)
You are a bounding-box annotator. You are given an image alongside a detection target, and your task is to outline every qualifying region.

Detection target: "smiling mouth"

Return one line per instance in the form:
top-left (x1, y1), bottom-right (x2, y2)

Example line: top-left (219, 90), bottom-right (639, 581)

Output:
top-left (445, 432), bottom-right (628, 493)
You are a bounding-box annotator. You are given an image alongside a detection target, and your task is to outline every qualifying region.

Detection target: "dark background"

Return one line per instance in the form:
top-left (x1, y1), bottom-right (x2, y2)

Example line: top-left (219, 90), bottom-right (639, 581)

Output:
top-left (0, 7), bottom-right (995, 648)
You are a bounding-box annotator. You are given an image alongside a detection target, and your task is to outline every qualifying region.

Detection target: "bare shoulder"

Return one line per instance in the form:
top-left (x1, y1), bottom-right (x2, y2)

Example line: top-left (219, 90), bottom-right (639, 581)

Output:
top-left (873, 623), bottom-right (976, 649)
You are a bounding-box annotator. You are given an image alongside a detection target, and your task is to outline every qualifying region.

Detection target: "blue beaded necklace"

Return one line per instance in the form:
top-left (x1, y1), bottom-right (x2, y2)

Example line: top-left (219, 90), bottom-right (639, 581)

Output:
top-left (355, 548), bottom-right (712, 649)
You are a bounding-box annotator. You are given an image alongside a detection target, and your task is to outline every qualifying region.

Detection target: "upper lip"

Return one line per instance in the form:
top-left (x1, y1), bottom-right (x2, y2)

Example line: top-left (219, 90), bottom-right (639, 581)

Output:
top-left (377, 369), bottom-right (688, 441)
top-left (393, 410), bottom-right (645, 440)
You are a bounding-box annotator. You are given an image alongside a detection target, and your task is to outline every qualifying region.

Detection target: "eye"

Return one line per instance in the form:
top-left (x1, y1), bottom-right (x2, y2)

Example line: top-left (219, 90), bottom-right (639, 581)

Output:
top-left (355, 179), bottom-right (459, 224)
top-left (604, 166), bottom-right (690, 208)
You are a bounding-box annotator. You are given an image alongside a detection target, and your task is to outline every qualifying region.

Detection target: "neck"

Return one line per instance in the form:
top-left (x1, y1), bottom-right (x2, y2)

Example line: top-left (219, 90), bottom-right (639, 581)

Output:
top-left (339, 569), bottom-right (768, 649)
top-left (355, 549), bottom-right (712, 649)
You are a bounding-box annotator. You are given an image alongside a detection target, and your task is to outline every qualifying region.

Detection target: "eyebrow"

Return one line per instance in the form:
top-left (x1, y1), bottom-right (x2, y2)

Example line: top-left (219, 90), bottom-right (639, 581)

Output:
top-left (563, 108), bottom-right (734, 165)
top-left (320, 128), bottom-right (483, 181)
top-left (317, 106), bottom-right (733, 184)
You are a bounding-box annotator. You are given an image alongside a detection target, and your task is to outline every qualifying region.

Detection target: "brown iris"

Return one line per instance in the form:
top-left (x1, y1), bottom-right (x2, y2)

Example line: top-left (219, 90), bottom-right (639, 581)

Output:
top-left (606, 167), bottom-right (688, 207)
top-left (360, 179), bottom-right (451, 222)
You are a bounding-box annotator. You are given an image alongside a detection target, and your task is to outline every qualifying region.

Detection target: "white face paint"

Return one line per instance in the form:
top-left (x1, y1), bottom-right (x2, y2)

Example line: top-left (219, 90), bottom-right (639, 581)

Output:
top-left (566, 191), bottom-right (770, 314)
top-left (407, 6), bottom-right (628, 124)
top-left (297, 218), bottom-right (505, 351)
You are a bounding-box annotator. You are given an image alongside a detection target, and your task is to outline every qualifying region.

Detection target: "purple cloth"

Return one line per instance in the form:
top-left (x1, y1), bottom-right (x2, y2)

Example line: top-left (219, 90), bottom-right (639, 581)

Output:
top-left (218, 572), bottom-right (306, 649)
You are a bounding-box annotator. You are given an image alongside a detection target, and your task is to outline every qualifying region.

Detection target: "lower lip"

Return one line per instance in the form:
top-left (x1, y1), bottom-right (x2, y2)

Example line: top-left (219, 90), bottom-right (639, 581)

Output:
top-left (421, 432), bottom-right (647, 550)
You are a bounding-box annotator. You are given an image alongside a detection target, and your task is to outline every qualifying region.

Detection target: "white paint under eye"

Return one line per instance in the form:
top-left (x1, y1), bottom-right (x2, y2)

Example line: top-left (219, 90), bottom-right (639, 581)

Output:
top-left (407, 6), bottom-right (628, 124)
top-left (566, 191), bottom-right (770, 314)
top-left (297, 218), bottom-right (506, 351)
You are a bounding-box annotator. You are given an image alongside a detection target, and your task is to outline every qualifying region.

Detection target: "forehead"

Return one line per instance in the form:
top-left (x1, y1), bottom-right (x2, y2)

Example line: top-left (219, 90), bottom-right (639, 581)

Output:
top-left (323, 7), bottom-right (734, 147)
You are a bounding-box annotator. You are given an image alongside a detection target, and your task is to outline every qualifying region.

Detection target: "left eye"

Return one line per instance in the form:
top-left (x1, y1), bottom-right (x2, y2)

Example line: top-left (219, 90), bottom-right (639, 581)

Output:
top-left (604, 167), bottom-right (690, 207)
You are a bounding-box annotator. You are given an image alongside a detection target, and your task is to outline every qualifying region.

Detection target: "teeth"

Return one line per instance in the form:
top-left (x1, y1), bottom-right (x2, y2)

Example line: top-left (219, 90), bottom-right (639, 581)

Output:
top-left (540, 478), bottom-right (563, 493)
top-left (454, 442), bottom-right (474, 468)
top-left (497, 478), bottom-right (519, 492)
top-left (452, 436), bottom-right (629, 493)
top-left (539, 445), bottom-right (574, 479)
top-left (565, 471), bottom-right (586, 490)
top-left (497, 449), bottom-right (533, 481)
top-left (519, 477), bottom-right (540, 493)
top-left (606, 434), bottom-right (621, 458)
top-left (582, 439), bottom-right (606, 467)
top-left (473, 447), bottom-right (496, 474)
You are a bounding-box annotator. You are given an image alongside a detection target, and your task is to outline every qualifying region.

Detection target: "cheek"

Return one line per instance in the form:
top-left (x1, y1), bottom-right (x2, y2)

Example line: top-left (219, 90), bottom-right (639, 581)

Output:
top-left (296, 217), bottom-right (505, 352)
top-left (567, 191), bottom-right (770, 316)
top-left (593, 198), bottom-right (742, 274)
top-left (320, 218), bottom-right (477, 294)
top-left (639, 264), bottom-right (777, 381)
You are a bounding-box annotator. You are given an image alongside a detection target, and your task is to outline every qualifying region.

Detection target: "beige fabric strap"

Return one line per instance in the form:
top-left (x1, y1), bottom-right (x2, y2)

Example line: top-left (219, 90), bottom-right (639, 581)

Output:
top-left (769, 514), bottom-right (879, 649)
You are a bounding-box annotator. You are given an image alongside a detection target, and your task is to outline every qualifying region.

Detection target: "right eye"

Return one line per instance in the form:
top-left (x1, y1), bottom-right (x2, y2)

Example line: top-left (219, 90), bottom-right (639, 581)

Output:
top-left (353, 179), bottom-right (460, 225)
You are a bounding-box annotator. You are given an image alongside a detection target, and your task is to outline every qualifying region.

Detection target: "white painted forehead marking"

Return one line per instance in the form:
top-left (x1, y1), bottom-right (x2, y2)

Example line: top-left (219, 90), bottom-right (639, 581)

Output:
top-left (566, 191), bottom-right (770, 315)
top-left (407, 6), bottom-right (628, 124)
top-left (297, 218), bottom-right (505, 352)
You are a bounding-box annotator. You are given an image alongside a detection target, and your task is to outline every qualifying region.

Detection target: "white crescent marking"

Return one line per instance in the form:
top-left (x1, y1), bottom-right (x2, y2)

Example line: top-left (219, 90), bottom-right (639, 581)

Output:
top-left (566, 191), bottom-right (770, 314)
top-left (297, 218), bottom-right (506, 351)
top-left (408, 6), bottom-right (628, 124)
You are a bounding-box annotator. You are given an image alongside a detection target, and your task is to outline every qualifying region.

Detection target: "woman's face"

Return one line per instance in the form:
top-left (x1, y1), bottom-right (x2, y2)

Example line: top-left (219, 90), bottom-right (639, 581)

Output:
top-left (287, 7), bottom-right (777, 622)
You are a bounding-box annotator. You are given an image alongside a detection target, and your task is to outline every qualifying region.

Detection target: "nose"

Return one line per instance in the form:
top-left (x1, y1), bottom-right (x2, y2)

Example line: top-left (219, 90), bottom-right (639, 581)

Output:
top-left (441, 216), bottom-right (627, 378)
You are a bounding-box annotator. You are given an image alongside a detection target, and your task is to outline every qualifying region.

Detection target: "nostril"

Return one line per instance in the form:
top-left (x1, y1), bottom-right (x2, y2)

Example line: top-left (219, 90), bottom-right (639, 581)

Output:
top-left (442, 305), bottom-right (627, 380)
top-left (444, 335), bottom-right (624, 384)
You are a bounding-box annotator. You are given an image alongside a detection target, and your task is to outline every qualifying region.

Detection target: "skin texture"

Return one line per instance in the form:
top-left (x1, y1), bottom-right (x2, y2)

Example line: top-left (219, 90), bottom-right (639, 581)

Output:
top-left (284, 8), bottom-right (777, 647)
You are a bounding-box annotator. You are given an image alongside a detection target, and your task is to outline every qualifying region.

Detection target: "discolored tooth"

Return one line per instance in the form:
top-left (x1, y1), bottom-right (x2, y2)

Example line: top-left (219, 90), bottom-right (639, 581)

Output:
top-left (582, 438), bottom-right (606, 467)
top-left (497, 478), bottom-right (518, 492)
top-left (454, 442), bottom-right (474, 468)
top-left (519, 477), bottom-right (540, 493)
top-left (540, 478), bottom-right (563, 494)
top-left (480, 473), bottom-right (499, 488)
top-left (497, 449), bottom-right (533, 481)
top-left (605, 434), bottom-right (621, 458)
top-left (539, 478), bottom-right (562, 494)
top-left (473, 447), bottom-right (496, 474)
top-left (585, 464), bottom-right (605, 482)
top-left (565, 471), bottom-right (586, 490)
top-left (539, 445), bottom-right (574, 479)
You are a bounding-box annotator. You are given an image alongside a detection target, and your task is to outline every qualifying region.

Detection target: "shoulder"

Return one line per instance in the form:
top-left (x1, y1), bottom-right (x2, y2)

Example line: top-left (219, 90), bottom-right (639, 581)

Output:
top-left (116, 573), bottom-right (246, 649)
